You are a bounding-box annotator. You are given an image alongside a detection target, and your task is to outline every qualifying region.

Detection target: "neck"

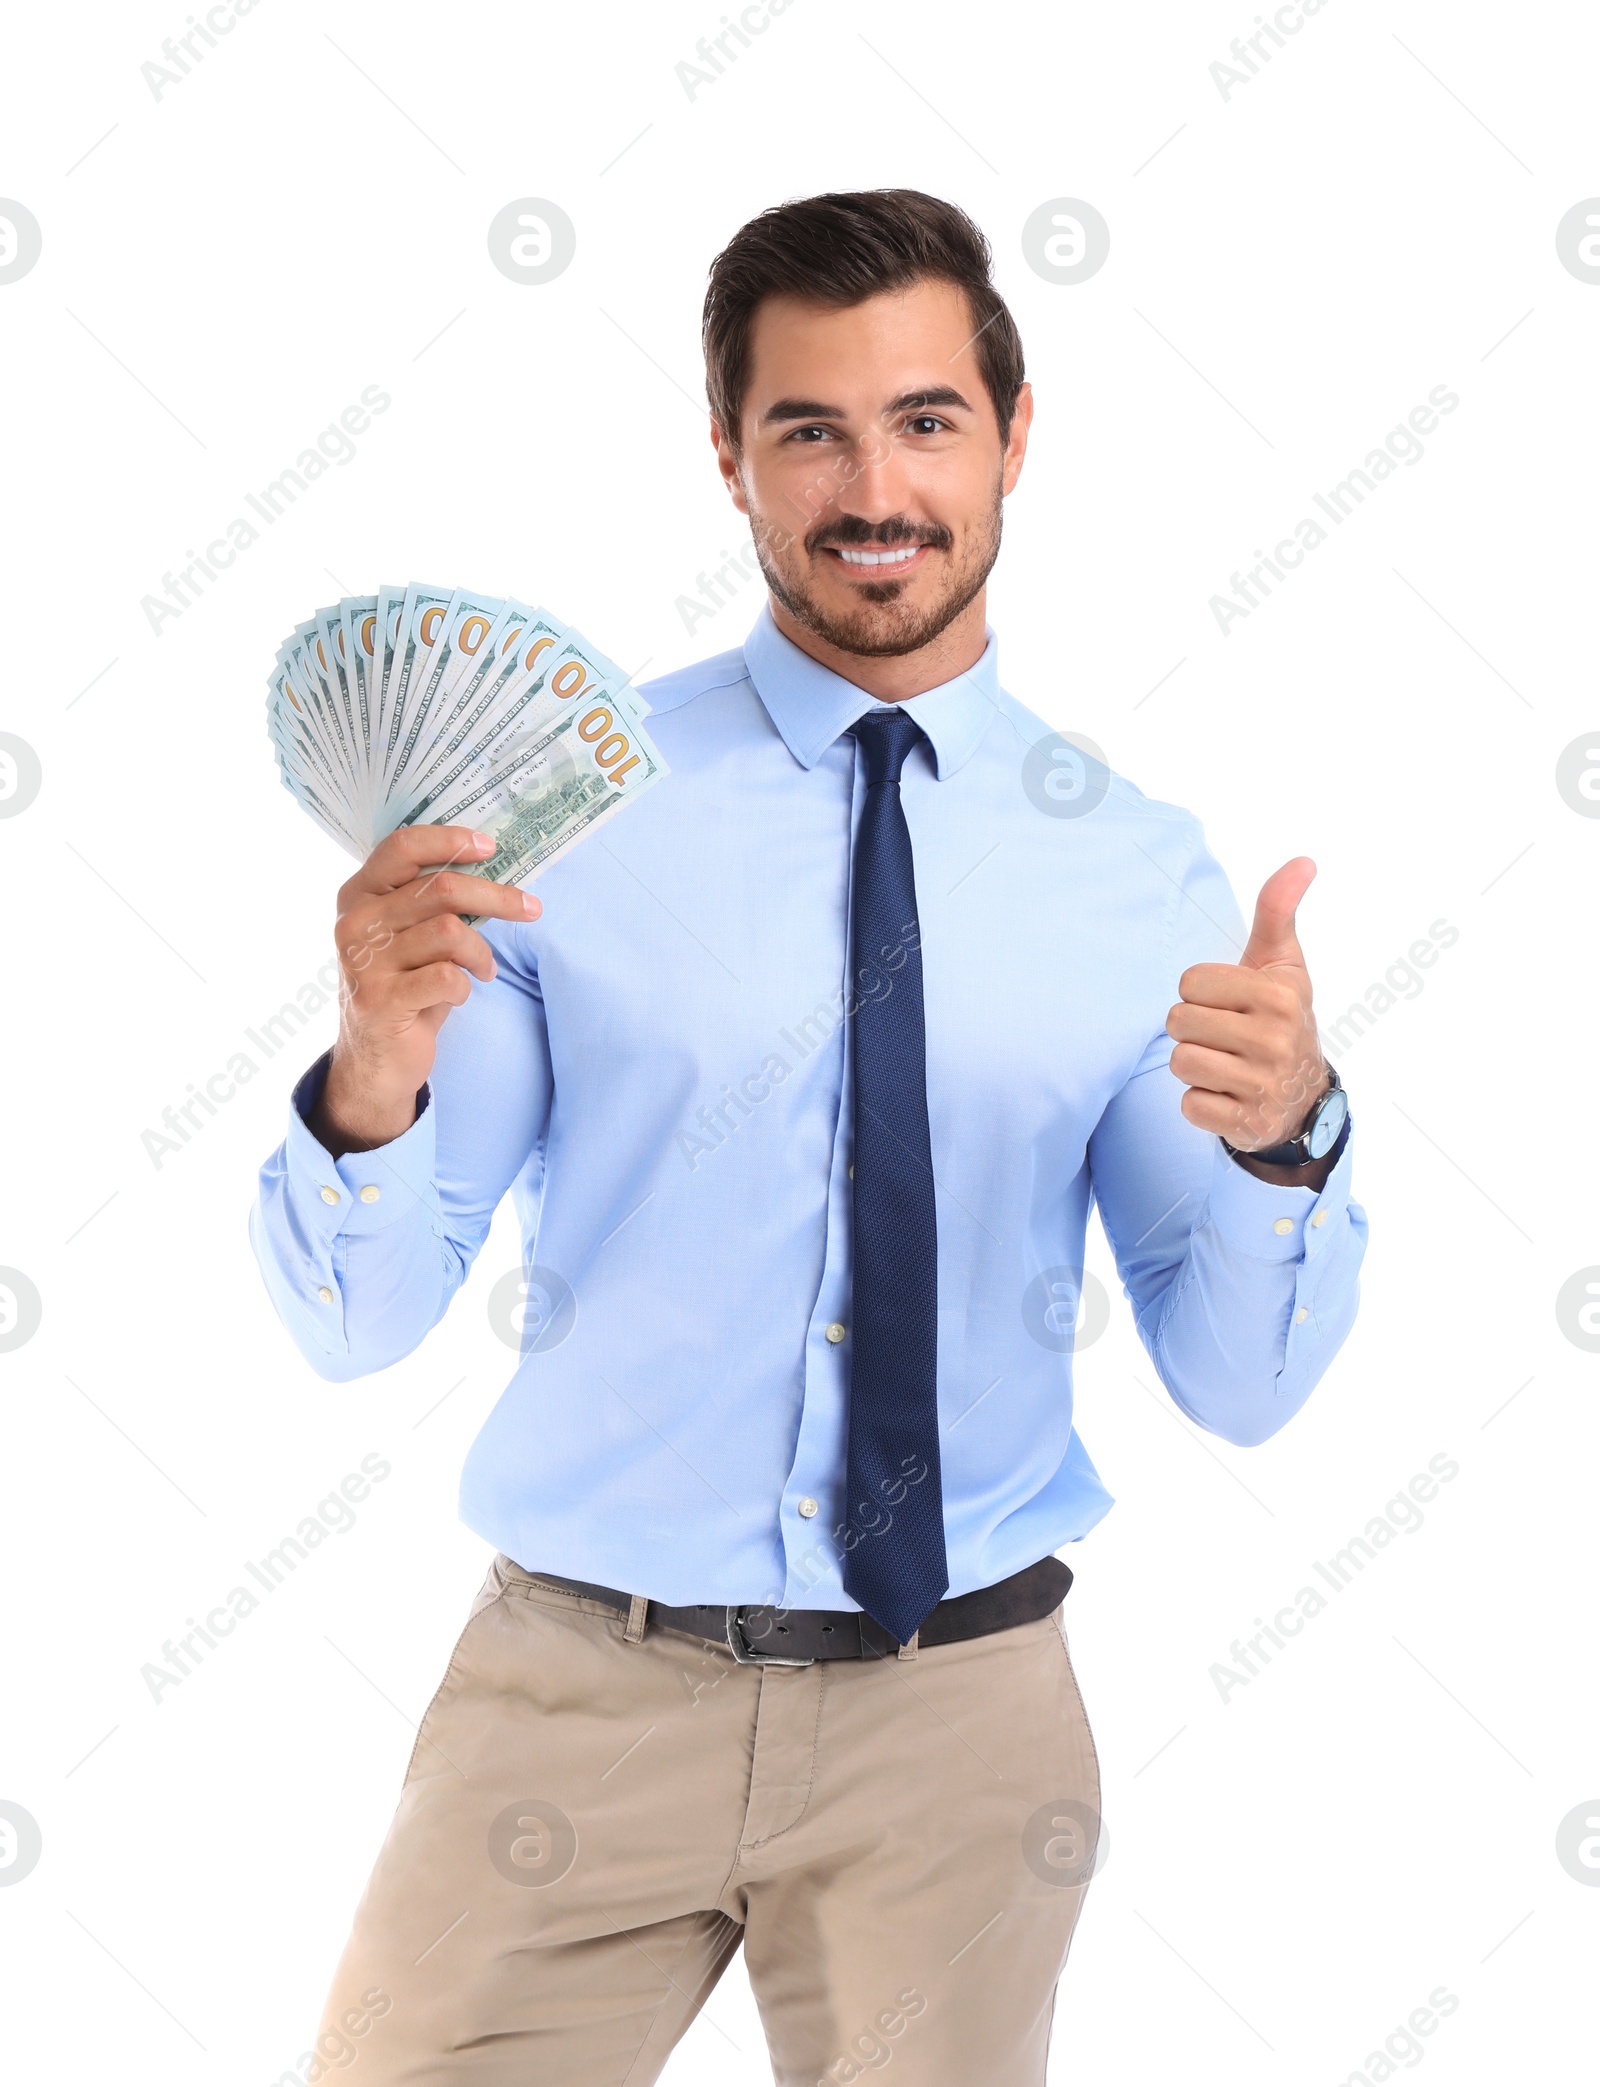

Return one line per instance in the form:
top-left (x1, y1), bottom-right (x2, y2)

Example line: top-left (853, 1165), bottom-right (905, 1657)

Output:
top-left (766, 589), bottom-right (988, 702)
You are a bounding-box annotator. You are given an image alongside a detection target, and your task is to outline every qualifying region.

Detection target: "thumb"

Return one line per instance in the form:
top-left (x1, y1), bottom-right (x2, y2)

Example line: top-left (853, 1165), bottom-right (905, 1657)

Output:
top-left (1240, 856), bottom-right (1316, 970)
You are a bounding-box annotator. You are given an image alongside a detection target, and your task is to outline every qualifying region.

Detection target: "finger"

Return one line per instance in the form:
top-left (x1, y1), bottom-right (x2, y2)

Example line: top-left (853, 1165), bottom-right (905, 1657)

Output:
top-left (1177, 963), bottom-right (1295, 1017)
top-left (1240, 856), bottom-right (1315, 971)
top-left (1179, 1086), bottom-right (1256, 1140)
top-left (411, 865), bottom-right (542, 928)
top-left (1167, 999), bottom-right (1260, 1053)
top-left (363, 916), bottom-right (499, 986)
top-left (1168, 1040), bottom-right (1260, 1097)
top-left (341, 866), bottom-right (538, 947)
top-left (383, 961), bottom-right (478, 1018)
top-left (405, 861), bottom-right (541, 923)
top-left (346, 825), bottom-right (496, 899)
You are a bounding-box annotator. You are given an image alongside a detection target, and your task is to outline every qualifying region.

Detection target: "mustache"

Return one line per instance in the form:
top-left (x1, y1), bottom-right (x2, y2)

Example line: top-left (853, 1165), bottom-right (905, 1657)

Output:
top-left (806, 517), bottom-right (953, 556)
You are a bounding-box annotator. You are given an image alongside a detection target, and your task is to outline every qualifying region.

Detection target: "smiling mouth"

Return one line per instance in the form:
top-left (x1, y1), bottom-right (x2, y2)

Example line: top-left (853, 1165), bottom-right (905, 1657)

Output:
top-left (825, 544), bottom-right (928, 569)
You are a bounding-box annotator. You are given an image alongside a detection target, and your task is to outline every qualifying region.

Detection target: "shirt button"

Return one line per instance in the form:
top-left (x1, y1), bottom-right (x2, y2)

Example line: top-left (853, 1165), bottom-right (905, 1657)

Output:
top-left (1273, 1217), bottom-right (1294, 1236)
top-left (359, 1185), bottom-right (380, 1204)
top-left (798, 1497), bottom-right (819, 1518)
top-left (317, 1286), bottom-right (334, 1304)
top-left (1311, 1210), bottom-right (1327, 1227)
top-left (825, 1322), bottom-right (846, 1344)
top-left (1295, 1306), bottom-right (1309, 1324)
top-left (319, 1185), bottom-right (340, 1205)
top-left (848, 1164), bottom-right (855, 1179)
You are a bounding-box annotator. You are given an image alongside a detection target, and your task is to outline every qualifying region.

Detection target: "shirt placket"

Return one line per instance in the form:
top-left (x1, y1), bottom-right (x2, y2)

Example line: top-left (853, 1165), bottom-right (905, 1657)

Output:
top-left (779, 734), bottom-right (868, 1610)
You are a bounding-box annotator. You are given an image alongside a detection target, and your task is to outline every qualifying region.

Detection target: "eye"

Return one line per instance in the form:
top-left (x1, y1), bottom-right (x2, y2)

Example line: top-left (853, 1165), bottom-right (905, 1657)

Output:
top-left (785, 424), bottom-right (835, 443)
top-left (905, 414), bottom-right (948, 435)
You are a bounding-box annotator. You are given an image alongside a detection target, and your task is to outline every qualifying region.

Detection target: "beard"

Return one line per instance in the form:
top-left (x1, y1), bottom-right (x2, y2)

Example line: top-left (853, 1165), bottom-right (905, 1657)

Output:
top-left (748, 484), bottom-right (1003, 660)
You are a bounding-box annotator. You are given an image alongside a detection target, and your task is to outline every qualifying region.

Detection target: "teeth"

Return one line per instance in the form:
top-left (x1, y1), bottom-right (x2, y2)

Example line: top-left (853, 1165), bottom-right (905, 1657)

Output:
top-left (836, 546), bottom-right (921, 566)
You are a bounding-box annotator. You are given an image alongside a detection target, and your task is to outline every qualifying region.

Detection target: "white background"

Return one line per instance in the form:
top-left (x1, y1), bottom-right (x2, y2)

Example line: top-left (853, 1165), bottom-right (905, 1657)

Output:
top-left (1, 1), bottom-right (1596, 2081)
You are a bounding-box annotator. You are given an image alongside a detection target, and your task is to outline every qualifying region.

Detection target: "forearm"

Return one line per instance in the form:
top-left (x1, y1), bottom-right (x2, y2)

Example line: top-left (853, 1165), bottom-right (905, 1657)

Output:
top-left (307, 1045), bottom-right (422, 1157)
top-left (248, 1171), bottom-right (456, 1381)
top-left (1227, 1144), bottom-right (1338, 1193)
top-left (1140, 1140), bottom-right (1366, 1443)
top-left (248, 938), bottom-right (553, 1381)
top-left (1092, 1055), bottom-right (1367, 1446)
top-left (249, 1051), bottom-right (458, 1381)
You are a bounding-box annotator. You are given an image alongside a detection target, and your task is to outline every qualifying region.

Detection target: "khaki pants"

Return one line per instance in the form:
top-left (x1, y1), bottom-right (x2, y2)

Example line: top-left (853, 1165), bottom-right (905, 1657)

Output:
top-left (309, 1554), bottom-right (1101, 2085)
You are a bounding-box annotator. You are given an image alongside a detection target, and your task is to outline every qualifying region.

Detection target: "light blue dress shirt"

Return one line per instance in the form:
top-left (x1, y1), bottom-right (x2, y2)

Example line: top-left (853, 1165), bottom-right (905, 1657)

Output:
top-left (250, 605), bottom-right (1367, 1609)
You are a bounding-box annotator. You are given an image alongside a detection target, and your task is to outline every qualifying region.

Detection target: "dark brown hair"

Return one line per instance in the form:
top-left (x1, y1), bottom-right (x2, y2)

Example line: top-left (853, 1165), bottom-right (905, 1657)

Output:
top-left (702, 189), bottom-right (1025, 449)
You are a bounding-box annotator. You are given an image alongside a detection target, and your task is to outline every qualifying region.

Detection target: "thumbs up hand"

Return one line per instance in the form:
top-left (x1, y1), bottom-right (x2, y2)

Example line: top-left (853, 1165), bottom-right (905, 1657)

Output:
top-left (1166, 857), bottom-right (1330, 1155)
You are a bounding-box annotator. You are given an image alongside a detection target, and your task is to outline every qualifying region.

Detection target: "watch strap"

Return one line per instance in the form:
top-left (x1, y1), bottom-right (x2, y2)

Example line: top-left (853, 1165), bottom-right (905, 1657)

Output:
top-left (1223, 1066), bottom-right (1346, 1168)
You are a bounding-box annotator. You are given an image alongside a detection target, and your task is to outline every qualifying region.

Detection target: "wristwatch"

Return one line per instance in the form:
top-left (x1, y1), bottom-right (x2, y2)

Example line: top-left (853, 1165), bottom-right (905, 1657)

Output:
top-left (1223, 1064), bottom-right (1349, 1168)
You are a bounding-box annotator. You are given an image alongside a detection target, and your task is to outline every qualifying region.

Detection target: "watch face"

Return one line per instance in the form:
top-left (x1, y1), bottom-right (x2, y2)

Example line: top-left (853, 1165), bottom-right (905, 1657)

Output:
top-left (1307, 1086), bottom-right (1349, 1159)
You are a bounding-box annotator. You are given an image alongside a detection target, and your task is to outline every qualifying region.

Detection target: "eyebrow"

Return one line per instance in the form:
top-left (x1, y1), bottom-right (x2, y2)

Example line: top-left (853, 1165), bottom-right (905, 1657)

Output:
top-left (759, 385), bottom-right (974, 426)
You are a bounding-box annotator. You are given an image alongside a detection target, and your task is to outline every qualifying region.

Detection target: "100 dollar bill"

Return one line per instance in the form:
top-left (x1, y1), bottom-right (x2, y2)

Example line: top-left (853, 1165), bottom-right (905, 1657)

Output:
top-left (421, 688), bottom-right (668, 919)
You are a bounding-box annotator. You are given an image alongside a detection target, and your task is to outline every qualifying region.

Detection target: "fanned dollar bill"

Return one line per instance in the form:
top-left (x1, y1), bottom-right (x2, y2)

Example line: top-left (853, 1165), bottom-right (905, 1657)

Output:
top-left (265, 584), bottom-right (667, 907)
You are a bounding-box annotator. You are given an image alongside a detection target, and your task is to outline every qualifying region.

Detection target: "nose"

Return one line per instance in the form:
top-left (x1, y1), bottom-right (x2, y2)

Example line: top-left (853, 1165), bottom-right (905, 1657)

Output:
top-left (822, 420), bottom-right (922, 532)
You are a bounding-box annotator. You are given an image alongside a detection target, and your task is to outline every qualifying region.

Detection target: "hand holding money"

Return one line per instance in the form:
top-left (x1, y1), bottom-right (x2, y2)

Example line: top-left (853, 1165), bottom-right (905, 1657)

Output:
top-left (311, 825), bottom-right (538, 1157)
top-left (265, 582), bottom-right (670, 1155)
top-left (267, 581), bottom-right (667, 911)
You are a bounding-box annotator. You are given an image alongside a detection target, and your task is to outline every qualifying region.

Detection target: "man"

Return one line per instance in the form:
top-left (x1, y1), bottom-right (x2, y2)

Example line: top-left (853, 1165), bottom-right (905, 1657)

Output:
top-left (252, 189), bottom-right (1365, 2086)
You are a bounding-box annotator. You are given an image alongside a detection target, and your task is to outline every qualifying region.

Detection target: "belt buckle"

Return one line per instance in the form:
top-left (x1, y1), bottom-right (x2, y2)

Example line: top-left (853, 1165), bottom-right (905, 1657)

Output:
top-left (725, 1605), bottom-right (814, 1666)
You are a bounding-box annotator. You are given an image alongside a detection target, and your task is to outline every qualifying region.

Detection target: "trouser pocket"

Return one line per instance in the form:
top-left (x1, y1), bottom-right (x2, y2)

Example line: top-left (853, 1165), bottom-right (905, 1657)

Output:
top-left (399, 1557), bottom-right (513, 1786)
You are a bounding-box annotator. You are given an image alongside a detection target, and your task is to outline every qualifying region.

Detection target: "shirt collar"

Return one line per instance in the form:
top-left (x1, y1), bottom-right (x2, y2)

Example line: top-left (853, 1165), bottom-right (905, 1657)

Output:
top-left (741, 599), bottom-right (998, 780)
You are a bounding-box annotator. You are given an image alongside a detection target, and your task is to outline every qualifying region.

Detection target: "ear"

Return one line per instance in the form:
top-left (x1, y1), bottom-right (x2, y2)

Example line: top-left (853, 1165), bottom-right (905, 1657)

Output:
top-left (1001, 382), bottom-right (1034, 497)
top-left (711, 418), bottom-right (749, 513)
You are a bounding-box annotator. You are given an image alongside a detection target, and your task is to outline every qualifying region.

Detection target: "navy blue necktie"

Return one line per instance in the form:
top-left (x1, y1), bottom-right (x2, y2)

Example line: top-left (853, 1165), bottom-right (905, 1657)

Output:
top-left (843, 709), bottom-right (948, 1645)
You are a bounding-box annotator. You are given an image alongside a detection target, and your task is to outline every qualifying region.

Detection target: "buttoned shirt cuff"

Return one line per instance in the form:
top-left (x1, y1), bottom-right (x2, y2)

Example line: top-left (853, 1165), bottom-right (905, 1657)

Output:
top-left (283, 1049), bottom-right (437, 1238)
top-left (1204, 1126), bottom-right (1354, 1263)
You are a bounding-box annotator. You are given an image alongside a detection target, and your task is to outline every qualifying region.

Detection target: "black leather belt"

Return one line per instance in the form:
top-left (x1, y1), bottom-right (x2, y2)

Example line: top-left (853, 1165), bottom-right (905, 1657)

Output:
top-left (518, 1553), bottom-right (1073, 1665)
